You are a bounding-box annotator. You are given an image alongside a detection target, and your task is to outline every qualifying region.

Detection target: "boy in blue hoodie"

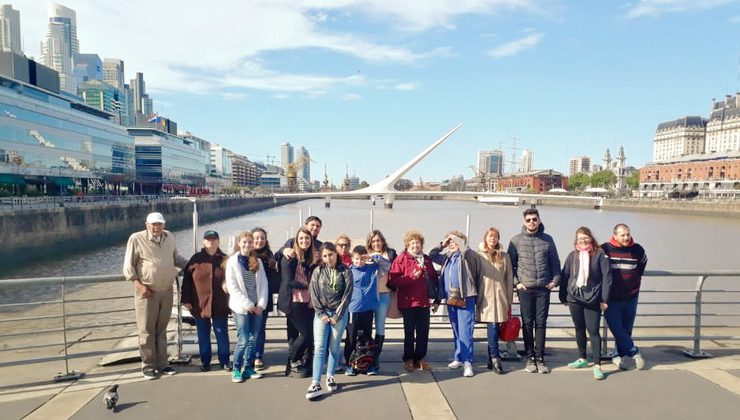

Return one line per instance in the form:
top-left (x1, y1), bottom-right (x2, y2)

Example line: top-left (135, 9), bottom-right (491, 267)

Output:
top-left (344, 246), bottom-right (390, 375)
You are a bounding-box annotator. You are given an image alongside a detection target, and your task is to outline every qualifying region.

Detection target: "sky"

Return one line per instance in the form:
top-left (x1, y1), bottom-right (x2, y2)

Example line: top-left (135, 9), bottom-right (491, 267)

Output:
top-left (9, 0), bottom-right (740, 186)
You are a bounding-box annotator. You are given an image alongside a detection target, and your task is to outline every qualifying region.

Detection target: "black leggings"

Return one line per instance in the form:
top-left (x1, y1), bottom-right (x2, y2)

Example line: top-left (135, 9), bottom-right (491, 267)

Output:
top-left (401, 307), bottom-right (430, 363)
top-left (344, 310), bottom-right (374, 363)
top-left (568, 302), bottom-right (602, 364)
top-left (286, 302), bottom-right (314, 364)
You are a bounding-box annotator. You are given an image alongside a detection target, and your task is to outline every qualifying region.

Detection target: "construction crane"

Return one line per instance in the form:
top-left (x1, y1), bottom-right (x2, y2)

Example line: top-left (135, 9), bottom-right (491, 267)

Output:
top-left (286, 155), bottom-right (315, 192)
top-left (467, 166), bottom-right (490, 192)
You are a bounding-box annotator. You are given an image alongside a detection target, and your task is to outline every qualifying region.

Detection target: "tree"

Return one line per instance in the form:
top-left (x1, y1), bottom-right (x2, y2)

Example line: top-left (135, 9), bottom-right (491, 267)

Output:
top-left (626, 171), bottom-right (640, 189)
top-left (568, 173), bottom-right (591, 190)
top-left (590, 170), bottom-right (616, 187)
top-left (359, 181), bottom-right (369, 189)
top-left (394, 178), bottom-right (414, 191)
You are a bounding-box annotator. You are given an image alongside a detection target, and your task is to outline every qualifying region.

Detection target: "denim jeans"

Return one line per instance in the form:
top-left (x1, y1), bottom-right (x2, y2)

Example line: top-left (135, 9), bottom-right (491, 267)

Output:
top-left (486, 323), bottom-right (501, 358)
top-left (233, 312), bottom-right (263, 371)
top-left (447, 297), bottom-right (476, 363)
top-left (254, 311), bottom-right (269, 360)
top-left (312, 310), bottom-right (348, 383)
top-left (374, 292), bottom-right (391, 336)
top-left (518, 286), bottom-right (551, 359)
top-left (194, 316), bottom-right (230, 367)
top-left (604, 295), bottom-right (639, 357)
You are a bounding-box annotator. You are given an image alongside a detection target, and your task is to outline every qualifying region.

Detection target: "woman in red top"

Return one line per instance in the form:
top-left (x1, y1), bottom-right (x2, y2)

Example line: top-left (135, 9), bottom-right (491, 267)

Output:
top-left (388, 230), bottom-right (439, 372)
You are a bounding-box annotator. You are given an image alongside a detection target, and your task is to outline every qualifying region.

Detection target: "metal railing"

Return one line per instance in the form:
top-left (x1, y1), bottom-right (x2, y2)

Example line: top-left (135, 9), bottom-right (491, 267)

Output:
top-left (0, 269), bottom-right (738, 382)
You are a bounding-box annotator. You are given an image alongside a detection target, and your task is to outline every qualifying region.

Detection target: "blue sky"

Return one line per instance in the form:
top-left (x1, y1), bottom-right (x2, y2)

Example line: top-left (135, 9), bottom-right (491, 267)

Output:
top-left (12, 0), bottom-right (740, 185)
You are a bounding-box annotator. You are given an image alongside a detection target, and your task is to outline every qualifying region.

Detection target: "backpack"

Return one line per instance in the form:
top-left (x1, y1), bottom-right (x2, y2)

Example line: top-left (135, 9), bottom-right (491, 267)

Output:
top-left (349, 332), bottom-right (377, 373)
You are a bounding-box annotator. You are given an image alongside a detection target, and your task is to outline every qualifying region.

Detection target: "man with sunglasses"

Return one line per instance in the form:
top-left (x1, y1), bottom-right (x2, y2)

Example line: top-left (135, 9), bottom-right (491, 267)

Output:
top-left (507, 208), bottom-right (561, 374)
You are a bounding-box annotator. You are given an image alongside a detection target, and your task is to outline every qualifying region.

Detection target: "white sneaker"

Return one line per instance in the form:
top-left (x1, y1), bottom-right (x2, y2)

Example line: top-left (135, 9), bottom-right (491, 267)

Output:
top-left (463, 362), bottom-right (474, 377)
top-left (612, 355), bottom-right (627, 371)
top-left (448, 360), bottom-right (463, 369)
top-left (326, 376), bottom-right (337, 392)
top-left (633, 352), bottom-right (646, 370)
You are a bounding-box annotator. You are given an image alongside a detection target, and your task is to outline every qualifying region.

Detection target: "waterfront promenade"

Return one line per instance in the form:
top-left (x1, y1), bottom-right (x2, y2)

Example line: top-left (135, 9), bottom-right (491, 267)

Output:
top-left (2, 325), bottom-right (739, 420)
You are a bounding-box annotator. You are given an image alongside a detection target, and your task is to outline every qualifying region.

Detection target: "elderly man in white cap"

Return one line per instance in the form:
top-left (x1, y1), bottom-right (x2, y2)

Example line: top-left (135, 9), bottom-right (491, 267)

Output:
top-left (123, 212), bottom-right (187, 380)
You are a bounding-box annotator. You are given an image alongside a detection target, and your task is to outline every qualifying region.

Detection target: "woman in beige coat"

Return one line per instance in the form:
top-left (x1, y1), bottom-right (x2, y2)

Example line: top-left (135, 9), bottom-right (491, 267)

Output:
top-left (476, 227), bottom-right (514, 374)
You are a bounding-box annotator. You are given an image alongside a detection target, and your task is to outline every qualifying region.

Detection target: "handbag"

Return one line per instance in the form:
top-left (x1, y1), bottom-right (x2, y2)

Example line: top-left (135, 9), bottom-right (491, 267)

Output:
top-left (499, 308), bottom-right (521, 341)
top-left (445, 287), bottom-right (466, 308)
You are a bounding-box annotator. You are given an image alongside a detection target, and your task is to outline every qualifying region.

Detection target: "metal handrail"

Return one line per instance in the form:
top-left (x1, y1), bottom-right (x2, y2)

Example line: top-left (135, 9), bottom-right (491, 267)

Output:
top-left (0, 269), bottom-right (738, 381)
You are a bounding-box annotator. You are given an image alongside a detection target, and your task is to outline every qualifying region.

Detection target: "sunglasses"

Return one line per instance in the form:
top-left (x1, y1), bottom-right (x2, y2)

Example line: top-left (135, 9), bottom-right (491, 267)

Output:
top-left (525, 217), bottom-right (539, 223)
top-left (337, 243), bottom-right (350, 247)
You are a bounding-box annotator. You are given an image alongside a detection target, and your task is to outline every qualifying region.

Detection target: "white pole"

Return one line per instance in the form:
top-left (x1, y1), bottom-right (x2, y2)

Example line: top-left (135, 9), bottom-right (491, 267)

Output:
top-left (299, 208), bottom-right (303, 226)
top-left (370, 209), bottom-right (374, 231)
top-left (192, 200), bottom-right (199, 253)
top-left (308, 206), bottom-right (312, 216)
top-left (465, 214), bottom-right (470, 240)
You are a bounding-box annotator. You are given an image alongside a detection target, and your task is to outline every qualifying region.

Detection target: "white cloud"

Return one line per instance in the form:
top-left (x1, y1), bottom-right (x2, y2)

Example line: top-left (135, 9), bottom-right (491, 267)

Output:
top-left (487, 32), bottom-right (543, 58)
top-left (10, 0), bottom-right (546, 96)
top-left (626, 0), bottom-right (737, 18)
top-left (394, 82), bottom-right (418, 91)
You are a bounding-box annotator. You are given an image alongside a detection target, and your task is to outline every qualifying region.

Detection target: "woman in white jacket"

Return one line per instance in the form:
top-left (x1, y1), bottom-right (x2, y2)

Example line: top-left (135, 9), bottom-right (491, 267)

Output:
top-left (226, 231), bottom-right (268, 383)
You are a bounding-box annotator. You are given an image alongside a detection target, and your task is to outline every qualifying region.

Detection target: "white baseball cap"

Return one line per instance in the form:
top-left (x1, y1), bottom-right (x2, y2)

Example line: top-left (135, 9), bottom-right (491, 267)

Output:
top-left (146, 212), bottom-right (166, 224)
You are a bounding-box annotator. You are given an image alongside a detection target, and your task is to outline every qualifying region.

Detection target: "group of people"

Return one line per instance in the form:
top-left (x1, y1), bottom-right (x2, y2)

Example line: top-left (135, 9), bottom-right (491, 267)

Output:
top-left (122, 208), bottom-right (647, 400)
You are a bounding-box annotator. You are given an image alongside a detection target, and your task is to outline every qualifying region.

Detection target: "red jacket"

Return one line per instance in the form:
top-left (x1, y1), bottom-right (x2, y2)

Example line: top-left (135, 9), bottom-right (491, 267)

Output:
top-left (388, 250), bottom-right (439, 310)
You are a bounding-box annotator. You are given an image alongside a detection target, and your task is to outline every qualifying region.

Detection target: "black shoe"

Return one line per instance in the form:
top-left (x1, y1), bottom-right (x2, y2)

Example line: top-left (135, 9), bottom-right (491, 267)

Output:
top-left (492, 358), bottom-right (504, 375)
top-left (487, 357), bottom-right (493, 370)
top-left (220, 362), bottom-right (233, 372)
top-left (200, 364), bottom-right (211, 372)
top-left (285, 361), bottom-right (292, 376)
top-left (291, 364), bottom-right (310, 378)
top-left (160, 366), bottom-right (176, 376)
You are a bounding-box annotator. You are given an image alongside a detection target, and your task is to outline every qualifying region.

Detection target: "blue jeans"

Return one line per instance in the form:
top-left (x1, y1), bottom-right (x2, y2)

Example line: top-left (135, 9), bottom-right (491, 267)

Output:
top-left (374, 293), bottom-right (391, 336)
top-left (311, 310), bottom-right (348, 383)
top-left (233, 312), bottom-right (263, 371)
top-left (486, 322), bottom-right (501, 358)
top-left (254, 311), bottom-right (269, 360)
top-left (447, 297), bottom-right (476, 363)
top-left (194, 316), bottom-right (230, 367)
top-left (604, 296), bottom-right (639, 357)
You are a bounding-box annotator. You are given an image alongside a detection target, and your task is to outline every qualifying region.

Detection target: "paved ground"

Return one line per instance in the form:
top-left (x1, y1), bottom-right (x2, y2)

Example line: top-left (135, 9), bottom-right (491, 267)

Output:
top-left (3, 338), bottom-right (740, 420)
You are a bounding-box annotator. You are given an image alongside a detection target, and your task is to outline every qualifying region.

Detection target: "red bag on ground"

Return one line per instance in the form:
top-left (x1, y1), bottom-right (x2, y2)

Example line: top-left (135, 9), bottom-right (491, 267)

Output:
top-left (499, 308), bottom-right (521, 342)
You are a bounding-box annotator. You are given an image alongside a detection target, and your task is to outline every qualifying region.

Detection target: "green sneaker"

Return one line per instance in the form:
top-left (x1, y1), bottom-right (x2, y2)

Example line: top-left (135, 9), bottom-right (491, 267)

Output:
top-left (232, 369), bottom-right (244, 383)
top-left (593, 365), bottom-right (605, 380)
top-left (568, 358), bottom-right (588, 369)
top-left (244, 367), bottom-right (263, 379)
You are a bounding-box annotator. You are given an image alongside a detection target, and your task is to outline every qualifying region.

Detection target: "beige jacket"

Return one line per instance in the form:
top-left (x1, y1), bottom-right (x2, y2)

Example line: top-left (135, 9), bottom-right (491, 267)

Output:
top-left (123, 230), bottom-right (186, 291)
top-left (475, 244), bottom-right (514, 323)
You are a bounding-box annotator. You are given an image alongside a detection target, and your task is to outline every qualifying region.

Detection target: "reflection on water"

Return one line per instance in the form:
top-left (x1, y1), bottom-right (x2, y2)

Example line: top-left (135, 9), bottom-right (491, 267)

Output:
top-left (2, 199), bottom-right (739, 317)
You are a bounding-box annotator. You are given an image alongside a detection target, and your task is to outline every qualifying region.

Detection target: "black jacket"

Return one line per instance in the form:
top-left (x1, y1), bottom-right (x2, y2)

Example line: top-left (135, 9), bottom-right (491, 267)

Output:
top-left (559, 248), bottom-right (612, 307)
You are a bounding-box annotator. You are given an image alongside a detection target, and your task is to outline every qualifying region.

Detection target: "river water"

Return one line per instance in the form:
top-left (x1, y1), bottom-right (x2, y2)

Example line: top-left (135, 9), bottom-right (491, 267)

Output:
top-left (2, 199), bottom-right (739, 324)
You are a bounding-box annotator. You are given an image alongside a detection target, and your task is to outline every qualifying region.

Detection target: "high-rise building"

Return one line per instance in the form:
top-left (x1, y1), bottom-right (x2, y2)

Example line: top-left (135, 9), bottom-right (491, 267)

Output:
top-left (295, 146), bottom-right (310, 182)
top-left (281, 142), bottom-right (294, 171)
top-left (78, 79), bottom-right (118, 116)
top-left (706, 93), bottom-right (740, 153)
top-left (568, 156), bottom-right (591, 176)
top-left (41, 3), bottom-right (79, 94)
top-left (73, 53), bottom-right (102, 87)
top-left (102, 58), bottom-right (125, 90)
top-left (477, 150), bottom-right (504, 176)
top-left (130, 72), bottom-right (145, 114)
top-left (653, 116), bottom-right (707, 162)
top-left (0, 5), bottom-right (22, 54)
top-left (130, 72), bottom-right (154, 125)
top-left (521, 149), bottom-right (533, 173)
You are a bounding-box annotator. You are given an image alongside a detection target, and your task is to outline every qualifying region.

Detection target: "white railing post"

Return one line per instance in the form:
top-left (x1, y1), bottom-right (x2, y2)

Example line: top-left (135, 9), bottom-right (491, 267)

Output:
top-left (683, 275), bottom-right (711, 358)
top-left (53, 277), bottom-right (84, 382)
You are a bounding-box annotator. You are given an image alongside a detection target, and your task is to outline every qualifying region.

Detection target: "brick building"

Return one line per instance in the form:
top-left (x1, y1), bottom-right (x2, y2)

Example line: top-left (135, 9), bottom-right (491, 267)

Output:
top-left (639, 151), bottom-right (740, 194)
top-left (498, 170), bottom-right (567, 193)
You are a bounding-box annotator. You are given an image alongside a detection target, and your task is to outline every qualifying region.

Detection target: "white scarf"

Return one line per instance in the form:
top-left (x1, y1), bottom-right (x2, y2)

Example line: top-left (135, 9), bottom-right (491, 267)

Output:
top-left (575, 244), bottom-right (592, 288)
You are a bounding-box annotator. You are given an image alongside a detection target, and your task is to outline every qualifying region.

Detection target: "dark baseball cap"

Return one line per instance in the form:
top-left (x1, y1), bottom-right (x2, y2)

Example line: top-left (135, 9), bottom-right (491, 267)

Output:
top-left (203, 230), bottom-right (219, 239)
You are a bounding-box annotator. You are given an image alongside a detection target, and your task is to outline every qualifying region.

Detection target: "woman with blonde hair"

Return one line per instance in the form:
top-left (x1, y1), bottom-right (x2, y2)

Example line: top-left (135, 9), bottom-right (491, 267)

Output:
top-left (225, 231), bottom-right (269, 383)
top-left (476, 227), bottom-right (514, 374)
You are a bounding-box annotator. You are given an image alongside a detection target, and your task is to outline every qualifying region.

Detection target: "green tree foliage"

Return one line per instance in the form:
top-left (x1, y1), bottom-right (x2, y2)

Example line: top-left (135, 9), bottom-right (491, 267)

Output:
top-left (590, 170), bottom-right (617, 187)
top-left (626, 171), bottom-right (640, 189)
top-left (568, 173), bottom-right (591, 190)
top-left (359, 181), bottom-right (369, 189)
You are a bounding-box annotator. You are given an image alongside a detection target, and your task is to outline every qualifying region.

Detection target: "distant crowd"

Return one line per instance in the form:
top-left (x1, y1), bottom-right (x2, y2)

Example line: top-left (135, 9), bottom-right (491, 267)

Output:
top-left (123, 208), bottom-right (647, 400)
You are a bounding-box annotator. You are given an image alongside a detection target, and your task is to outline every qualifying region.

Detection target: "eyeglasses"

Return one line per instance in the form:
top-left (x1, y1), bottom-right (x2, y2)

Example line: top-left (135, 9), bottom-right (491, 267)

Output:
top-left (337, 243), bottom-right (350, 247)
top-left (577, 238), bottom-right (592, 243)
top-left (525, 217), bottom-right (539, 223)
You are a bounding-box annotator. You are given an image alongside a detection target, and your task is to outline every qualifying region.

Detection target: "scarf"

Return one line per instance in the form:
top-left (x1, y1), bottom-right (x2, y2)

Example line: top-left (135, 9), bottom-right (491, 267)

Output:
top-left (575, 243), bottom-right (592, 288)
top-left (609, 236), bottom-right (634, 247)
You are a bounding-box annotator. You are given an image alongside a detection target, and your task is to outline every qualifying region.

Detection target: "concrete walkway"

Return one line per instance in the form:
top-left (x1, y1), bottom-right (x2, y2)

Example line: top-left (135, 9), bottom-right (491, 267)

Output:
top-left (3, 339), bottom-right (739, 420)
